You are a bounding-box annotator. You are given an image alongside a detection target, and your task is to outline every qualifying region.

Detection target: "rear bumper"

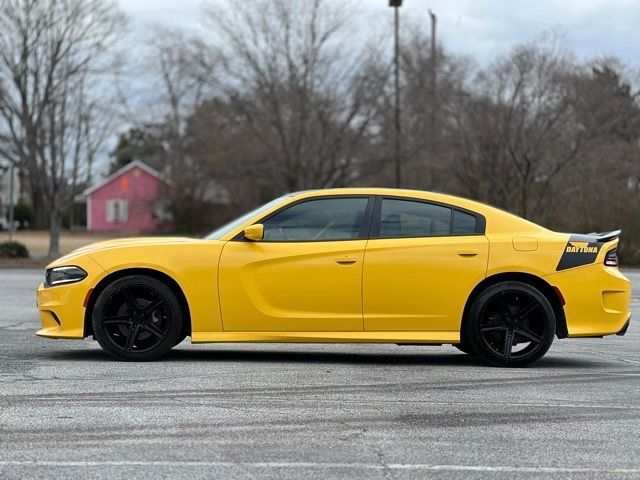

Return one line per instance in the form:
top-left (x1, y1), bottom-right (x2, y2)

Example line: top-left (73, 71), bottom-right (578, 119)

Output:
top-left (545, 264), bottom-right (631, 337)
top-left (617, 315), bottom-right (631, 336)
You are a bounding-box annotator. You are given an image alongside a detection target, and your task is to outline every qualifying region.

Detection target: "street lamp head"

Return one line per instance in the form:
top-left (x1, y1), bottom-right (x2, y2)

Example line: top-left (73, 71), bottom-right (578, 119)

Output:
top-left (389, 0), bottom-right (403, 6)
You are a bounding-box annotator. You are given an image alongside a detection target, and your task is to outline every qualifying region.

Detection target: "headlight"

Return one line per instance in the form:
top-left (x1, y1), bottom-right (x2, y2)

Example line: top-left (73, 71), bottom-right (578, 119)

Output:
top-left (45, 266), bottom-right (88, 287)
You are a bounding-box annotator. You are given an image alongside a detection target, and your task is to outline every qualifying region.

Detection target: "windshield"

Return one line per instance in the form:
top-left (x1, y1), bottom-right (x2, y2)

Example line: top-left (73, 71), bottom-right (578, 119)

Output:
top-left (205, 195), bottom-right (290, 240)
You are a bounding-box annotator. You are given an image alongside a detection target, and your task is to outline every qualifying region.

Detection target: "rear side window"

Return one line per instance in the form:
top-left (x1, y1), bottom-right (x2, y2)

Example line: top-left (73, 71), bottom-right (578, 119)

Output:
top-left (379, 199), bottom-right (451, 238)
top-left (452, 209), bottom-right (477, 234)
top-left (376, 198), bottom-right (481, 238)
top-left (262, 197), bottom-right (369, 242)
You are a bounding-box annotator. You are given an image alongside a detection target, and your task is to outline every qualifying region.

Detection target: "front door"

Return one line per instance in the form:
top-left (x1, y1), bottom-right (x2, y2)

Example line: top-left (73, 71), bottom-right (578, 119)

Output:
top-left (219, 196), bottom-right (373, 332)
top-left (363, 197), bottom-right (489, 332)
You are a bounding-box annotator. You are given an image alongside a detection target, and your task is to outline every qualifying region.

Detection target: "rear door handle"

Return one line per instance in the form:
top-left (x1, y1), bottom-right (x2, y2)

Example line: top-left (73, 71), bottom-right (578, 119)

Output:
top-left (457, 249), bottom-right (478, 257)
top-left (335, 256), bottom-right (357, 264)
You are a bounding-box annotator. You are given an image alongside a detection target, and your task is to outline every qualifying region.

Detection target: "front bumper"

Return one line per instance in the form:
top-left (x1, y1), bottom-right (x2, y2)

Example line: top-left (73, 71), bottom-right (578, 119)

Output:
top-left (545, 263), bottom-right (631, 337)
top-left (36, 256), bottom-right (106, 339)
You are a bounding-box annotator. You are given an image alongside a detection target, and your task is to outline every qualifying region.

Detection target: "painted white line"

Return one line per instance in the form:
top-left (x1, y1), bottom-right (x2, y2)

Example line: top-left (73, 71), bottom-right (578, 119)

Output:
top-left (0, 461), bottom-right (639, 473)
top-left (8, 394), bottom-right (640, 412)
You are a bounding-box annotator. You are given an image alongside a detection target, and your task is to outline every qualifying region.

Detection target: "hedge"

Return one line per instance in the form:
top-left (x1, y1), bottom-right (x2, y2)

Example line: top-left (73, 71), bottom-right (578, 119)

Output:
top-left (0, 241), bottom-right (29, 258)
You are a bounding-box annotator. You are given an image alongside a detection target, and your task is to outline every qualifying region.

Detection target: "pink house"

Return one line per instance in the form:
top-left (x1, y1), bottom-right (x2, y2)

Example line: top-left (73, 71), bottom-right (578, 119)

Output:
top-left (82, 160), bottom-right (172, 233)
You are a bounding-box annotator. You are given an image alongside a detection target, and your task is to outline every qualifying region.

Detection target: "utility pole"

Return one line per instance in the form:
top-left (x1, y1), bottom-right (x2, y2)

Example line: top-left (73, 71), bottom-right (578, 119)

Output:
top-left (8, 163), bottom-right (15, 242)
top-left (394, 5), bottom-right (401, 188)
top-left (429, 9), bottom-right (437, 98)
top-left (390, 0), bottom-right (403, 188)
top-left (428, 9), bottom-right (437, 189)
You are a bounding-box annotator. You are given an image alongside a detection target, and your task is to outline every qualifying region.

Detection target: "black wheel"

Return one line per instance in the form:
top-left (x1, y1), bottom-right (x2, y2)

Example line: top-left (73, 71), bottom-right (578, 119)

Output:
top-left (92, 275), bottom-right (183, 361)
top-left (466, 282), bottom-right (555, 367)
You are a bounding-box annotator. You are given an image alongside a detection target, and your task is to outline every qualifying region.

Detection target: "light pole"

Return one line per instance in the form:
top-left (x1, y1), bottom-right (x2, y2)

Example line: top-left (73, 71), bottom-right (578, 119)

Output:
top-left (389, 0), bottom-right (402, 188)
top-left (8, 163), bottom-right (15, 242)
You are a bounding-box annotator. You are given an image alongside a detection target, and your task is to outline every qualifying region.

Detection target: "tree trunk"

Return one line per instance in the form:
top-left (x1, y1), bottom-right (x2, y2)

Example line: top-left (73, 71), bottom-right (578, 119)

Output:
top-left (48, 207), bottom-right (62, 258)
top-left (69, 204), bottom-right (75, 229)
top-left (30, 184), bottom-right (49, 229)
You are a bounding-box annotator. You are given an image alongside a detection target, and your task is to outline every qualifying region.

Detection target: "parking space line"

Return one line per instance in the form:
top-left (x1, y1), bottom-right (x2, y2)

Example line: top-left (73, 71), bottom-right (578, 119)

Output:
top-left (1, 461), bottom-right (640, 474)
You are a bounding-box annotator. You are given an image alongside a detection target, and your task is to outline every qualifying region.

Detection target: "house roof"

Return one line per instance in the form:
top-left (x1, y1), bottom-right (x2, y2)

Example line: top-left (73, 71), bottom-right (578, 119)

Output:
top-left (81, 160), bottom-right (164, 197)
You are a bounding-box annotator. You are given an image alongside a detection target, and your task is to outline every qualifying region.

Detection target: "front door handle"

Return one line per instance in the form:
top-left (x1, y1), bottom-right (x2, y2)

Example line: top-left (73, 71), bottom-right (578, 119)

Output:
top-left (335, 256), bottom-right (357, 264)
top-left (457, 249), bottom-right (478, 257)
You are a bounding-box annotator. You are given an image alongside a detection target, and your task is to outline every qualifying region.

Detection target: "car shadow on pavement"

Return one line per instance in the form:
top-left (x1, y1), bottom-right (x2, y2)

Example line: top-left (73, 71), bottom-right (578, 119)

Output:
top-left (167, 349), bottom-right (491, 366)
top-left (39, 346), bottom-right (608, 369)
top-left (167, 349), bottom-right (609, 369)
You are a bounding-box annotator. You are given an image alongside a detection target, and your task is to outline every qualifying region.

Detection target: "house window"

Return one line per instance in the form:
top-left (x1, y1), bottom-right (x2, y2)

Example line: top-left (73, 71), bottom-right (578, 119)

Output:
top-left (154, 198), bottom-right (173, 222)
top-left (106, 199), bottom-right (128, 224)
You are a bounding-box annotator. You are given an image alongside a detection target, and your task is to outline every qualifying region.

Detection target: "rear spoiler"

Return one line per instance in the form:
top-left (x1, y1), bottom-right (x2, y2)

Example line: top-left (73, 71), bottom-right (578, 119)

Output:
top-left (586, 230), bottom-right (621, 243)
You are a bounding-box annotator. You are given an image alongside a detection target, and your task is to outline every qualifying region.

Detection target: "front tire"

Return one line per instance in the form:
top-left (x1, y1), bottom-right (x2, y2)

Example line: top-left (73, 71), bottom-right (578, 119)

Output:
top-left (92, 275), bottom-right (183, 361)
top-left (466, 281), bottom-right (555, 367)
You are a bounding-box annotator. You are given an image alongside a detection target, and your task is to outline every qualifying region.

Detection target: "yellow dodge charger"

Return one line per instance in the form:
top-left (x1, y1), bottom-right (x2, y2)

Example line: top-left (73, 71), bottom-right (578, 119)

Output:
top-left (36, 188), bottom-right (631, 367)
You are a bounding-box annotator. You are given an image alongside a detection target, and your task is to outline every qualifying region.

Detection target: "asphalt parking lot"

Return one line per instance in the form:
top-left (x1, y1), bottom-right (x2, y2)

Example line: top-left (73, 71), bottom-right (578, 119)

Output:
top-left (1, 268), bottom-right (639, 479)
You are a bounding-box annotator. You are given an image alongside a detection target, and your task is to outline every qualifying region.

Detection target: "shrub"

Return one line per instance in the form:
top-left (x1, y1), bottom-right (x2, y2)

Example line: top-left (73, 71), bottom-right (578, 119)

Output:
top-left (0, 241), bottom-right (29, 258)
top-left (13, 203), bottom-right (33, 229)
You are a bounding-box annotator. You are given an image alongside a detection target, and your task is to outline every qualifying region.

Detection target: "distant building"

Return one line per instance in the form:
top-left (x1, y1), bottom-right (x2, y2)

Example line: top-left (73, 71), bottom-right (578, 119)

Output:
top-left (79, 160), bottom-right (172, 233)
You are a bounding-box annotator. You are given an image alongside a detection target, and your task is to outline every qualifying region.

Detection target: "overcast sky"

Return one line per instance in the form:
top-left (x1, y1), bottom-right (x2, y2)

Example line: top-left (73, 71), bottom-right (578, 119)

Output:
top-left (120, 0), bottom-right (640, 66)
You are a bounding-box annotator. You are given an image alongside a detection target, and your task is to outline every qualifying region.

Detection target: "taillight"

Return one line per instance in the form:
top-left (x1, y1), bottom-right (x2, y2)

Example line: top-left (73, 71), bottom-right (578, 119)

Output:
top-left (604, 248), bottom-right (618, 267)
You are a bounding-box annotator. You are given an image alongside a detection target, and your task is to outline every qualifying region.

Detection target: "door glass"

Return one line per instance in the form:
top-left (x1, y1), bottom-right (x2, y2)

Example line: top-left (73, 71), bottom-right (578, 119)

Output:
top-left (452, 209), bottom-right (477, 234)
top-left (379, 199), bottom-right (451, 238)
top-left (263, 198), bottom-right (369, 241)
top-left (206, 195), bottom-right (289, 239)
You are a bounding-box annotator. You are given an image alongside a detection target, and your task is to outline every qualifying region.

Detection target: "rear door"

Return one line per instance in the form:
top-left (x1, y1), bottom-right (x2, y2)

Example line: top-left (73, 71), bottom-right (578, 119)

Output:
top-left (363, 197), bottom-right (489, 332)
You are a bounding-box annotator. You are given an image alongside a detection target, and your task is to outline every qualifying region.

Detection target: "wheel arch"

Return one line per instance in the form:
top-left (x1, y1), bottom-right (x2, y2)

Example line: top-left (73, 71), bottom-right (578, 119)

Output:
top-left (84, 268), bottom-right (192, 339)
top-left (461, 272), bottom-right (568, 340)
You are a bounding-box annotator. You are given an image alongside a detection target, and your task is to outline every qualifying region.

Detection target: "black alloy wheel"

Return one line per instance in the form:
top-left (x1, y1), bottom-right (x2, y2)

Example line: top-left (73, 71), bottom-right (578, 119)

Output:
top-left (466, 281), bottom-right (555, 367)
top-left (92, 275), bottom-right (183, 361)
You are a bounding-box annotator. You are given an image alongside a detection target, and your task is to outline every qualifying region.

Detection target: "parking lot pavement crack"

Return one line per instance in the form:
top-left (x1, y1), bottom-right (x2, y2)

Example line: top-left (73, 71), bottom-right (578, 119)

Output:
top-left (570, 344), bottom-right (640, 365)
top-left (0, 322), bottom-right (30, 330)
top-left (372, 444), bottom-right (392, 480)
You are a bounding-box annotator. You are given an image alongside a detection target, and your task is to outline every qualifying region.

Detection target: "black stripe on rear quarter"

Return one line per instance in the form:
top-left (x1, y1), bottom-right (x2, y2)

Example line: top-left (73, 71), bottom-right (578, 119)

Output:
top-left (556, 233), bottom-right (604, 271)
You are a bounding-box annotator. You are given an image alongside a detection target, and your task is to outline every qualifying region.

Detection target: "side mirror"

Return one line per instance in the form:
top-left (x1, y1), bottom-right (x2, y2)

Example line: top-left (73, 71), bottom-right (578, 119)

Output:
top-left (243, 223), bottom-right (264, 241)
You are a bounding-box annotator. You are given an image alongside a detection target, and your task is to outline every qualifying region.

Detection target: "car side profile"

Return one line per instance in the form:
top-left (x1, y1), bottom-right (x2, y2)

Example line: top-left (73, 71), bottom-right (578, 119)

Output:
top-left (36, 188), bottom-right (631, 367)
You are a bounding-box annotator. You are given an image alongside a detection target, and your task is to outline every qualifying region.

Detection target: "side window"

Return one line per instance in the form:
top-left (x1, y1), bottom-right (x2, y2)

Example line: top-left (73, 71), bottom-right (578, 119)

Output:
top-left (262, 198), bottom-right (369, 242)
top-left (379, 199), bottom-right (451, 238)
top-left (453, 209), bottom-right (477, 234)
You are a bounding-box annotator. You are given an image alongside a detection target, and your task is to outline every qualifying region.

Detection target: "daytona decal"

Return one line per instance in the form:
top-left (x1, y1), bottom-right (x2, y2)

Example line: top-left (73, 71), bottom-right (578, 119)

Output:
top-left (556, 234), bottom-right (603, 271)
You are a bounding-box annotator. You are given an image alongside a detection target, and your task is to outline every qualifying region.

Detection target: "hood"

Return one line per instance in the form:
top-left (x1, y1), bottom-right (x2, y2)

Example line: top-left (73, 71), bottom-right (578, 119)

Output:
top-left (47, 237), bottom-right (197, 268)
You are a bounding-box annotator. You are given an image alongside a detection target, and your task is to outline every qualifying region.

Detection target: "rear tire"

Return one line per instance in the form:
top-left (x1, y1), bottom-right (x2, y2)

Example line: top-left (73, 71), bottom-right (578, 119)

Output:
top-left (465, 281), bottom-right (555, 367)
top-left (92, 275), bottom-right (183, 361)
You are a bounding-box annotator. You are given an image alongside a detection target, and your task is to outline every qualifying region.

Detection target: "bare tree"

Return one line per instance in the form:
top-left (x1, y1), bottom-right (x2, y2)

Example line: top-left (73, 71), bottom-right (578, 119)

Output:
top-left (0, 0), bottom-right (126, 256)
top-left (448, 33), bottom-right (582, 220)
top-left (367, 23), bottom-right (475, 190)
top-left (142, 27), bottom-right (210, 145)
top-left (552, 60), bottom-right (640, 231)
top-left (201, 0), bottom-right (386, 192)
top-left (137, 26), bottom-right (222, 232)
